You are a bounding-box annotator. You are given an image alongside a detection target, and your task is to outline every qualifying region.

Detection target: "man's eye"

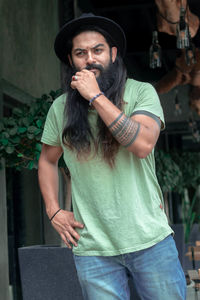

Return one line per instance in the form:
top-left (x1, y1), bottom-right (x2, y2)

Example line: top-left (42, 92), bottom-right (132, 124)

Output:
top-left (76, 51), bottom-right (84, 56)
top-left (95, 48), bottom-right (102, 53)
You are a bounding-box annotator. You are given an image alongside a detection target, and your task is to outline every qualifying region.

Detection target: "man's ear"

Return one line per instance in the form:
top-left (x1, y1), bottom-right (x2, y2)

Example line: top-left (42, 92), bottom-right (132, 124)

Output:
top-left (111, 47), bottom-right (117, 63)
top-left (68, 54), bottom-right (72, 66)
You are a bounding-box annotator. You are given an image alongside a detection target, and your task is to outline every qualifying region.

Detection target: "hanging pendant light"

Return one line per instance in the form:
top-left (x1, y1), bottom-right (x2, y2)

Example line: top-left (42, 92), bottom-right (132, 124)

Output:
top-left (176, 6), bottom-right (190, 49)
top-left (185, 32), bottom-right (196, 65)
top-left (149, 31), bottom-right (162, 69)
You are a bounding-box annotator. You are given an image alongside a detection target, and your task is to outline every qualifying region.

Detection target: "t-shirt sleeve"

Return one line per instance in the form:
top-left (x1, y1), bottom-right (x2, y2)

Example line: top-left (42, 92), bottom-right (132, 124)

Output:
top-left (131, 82), bottom-right (165, 130)
top-left (41, 103), bottom-right (61, 146)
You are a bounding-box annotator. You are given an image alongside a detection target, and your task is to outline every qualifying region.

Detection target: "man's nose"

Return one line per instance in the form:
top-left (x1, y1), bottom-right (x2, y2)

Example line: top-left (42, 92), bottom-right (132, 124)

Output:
top-left (86, 52), bottom-right (96, 64)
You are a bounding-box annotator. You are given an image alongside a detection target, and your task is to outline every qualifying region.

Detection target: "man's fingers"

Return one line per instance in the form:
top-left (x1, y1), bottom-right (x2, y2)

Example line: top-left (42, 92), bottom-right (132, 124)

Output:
top-left (65, 231), bottom-right (78, 247)
top-left (51, 210), bottom-right (84, 247)
top-left (66, 211), bottom-right (84, 229)
top-left (61, 229), bottom-right (79, 248)
top-left (60, 233), bottom-right (72, 249)
top-left (70, 81), bottom-right (77, 90)
top-left (68, 226), bottom-right (81, 241)
top-left (73, 220), bottom-right (84, 229)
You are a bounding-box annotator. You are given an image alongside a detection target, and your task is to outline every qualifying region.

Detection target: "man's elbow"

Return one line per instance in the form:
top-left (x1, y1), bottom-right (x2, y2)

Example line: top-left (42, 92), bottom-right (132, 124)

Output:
top-left (38, 154), bottom-right (58, 169)
top-left (127, 142), bottom-right (153, 158)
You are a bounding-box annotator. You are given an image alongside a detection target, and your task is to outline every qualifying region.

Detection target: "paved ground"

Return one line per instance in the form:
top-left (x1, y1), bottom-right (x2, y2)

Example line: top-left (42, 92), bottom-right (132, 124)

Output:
top-left (187, 282), bottom-right (200, 300)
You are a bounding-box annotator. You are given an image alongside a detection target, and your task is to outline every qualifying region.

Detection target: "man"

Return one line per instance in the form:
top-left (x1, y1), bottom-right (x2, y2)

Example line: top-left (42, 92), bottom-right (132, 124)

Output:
top-left (38, 13), bottom-right (186, 300)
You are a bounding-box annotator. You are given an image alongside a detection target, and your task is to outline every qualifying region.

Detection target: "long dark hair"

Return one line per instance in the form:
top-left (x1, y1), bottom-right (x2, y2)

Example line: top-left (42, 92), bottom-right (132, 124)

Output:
top-left (62, 26), bottom-right (127, 167)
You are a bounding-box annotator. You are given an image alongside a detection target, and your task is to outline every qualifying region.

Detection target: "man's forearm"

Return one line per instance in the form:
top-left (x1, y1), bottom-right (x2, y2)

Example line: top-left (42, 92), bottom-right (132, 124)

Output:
top-left (91, 94), bottom-right (160, 157)
top-left (92, 94), bottom-right (141, 147)
top-left (38, 159), bottom-right (60, 219)
top-left (108, 111), bottom-right (140, 148)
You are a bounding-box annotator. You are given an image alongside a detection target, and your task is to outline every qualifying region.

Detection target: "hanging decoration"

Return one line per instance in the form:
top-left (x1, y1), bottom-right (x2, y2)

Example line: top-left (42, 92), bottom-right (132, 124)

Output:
top-left (154, 0), bottom-right (199, 38)
top-left (150, 1), bottom-right (199, 68)
top-left (155, 48), bottom-right (200, 115)
top-left (185, 32), bottom-right (197, 66)
top-left (155, 49), bottom-right (195, 94)
top-left (153, 0), bottom-right (200, 117)
top-left (149, 31), bottom-right (162, 68)
top-left (176, 6), bottom-right (190, 49)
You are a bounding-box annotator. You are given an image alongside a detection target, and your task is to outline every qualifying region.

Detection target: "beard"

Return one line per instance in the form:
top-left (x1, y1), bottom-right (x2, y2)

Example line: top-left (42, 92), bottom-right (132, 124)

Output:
top-left (85, 61), bottom-right (117, 94)
top-left (62, 53), bottom-right (127, 165)
top-left (62, 58), bottom-right (118, 126)
top-left (68, 58), bottom-right (117, 102)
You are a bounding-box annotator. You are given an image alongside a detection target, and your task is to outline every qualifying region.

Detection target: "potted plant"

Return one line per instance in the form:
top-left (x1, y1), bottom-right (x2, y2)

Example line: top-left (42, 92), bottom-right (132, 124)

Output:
top-left (0, 89), bottom-right (62, 170)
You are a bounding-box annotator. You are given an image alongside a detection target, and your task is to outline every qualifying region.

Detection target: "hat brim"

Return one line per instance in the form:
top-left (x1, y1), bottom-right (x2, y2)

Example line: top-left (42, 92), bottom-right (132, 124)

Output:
top-left (54, 15), bottom-right (126, 64)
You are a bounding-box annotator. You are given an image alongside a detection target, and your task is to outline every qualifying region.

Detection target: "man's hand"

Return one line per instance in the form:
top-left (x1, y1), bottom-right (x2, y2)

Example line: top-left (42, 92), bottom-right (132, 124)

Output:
top-left (51, 209), bottom-right (84, 249)
top-left (70, 69), bottom-right (101, 101)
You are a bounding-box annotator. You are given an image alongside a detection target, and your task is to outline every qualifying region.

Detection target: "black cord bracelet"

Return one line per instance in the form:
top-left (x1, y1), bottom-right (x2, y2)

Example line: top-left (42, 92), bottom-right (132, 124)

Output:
top-left (50, 208), bottom-right (62, 221)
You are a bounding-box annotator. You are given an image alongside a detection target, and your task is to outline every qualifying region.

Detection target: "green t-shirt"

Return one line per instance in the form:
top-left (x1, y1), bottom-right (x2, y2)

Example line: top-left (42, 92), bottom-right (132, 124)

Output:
top-left (41, 79), bottom-right (173, 256)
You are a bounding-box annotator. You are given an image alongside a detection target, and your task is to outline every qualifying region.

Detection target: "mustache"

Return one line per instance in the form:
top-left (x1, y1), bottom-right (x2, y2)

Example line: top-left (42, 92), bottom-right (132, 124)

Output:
top-left (85, 64), bottom-right (104, 72)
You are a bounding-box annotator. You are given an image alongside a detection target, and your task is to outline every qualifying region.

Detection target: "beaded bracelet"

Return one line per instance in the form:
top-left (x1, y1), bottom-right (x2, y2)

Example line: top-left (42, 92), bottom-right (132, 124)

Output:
top-left (50, 208), bottom-right (62, 221)
top-left (89, 92), bottom-right (104, 106)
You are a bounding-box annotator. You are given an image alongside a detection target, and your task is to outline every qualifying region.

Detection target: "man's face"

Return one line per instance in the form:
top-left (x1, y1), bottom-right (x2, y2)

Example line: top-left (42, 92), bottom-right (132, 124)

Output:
top-left (68, 31), bottom-right (117, 78)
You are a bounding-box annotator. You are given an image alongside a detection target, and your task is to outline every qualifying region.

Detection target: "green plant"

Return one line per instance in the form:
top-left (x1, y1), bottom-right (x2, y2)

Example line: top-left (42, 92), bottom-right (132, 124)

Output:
top-left (155, 149), bottom-right (200, 194)
top-left (155, 149), bottom-right (200, 242)
top-left (182, 188), bottom-right (199, 243)
top-left (0, 89), bottom-right (62, 170)
top-left (171, 151), bottom-right (200, 191)
top-left (154, 149), bottom-right (183, 193)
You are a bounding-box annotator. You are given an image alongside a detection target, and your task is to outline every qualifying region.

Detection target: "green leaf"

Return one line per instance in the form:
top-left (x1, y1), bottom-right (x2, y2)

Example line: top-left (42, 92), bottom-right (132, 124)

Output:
top-left (28, 126), bottom-right (37, 133)
top-left (28, 115), bottom-right (34, 123)
top-left (34, 128), bottom-right (42, 136)
top-left (22, 117), bottom-right (30, 127)
top-left (36, 119), bottom-right (43, 128)
top-left (17, 153), bottom-right (24, 157)
top-left (27, 133), bottom-right (34, 139)
top-left (1, 139), bottom-right (8, 146)
top-left (18, 127), bottom-right (27, 133)
top-left (12, 136), bottom-right (21, 144)
top-left (36, 152), bottom-right (41, 160)
top-left (2, 132), bottom-right (10, 138)
top-left (9, 127), bottom-right (18, 136)
top-left (35, 143), bottom-right (42, 151)
top-left (27, 160), bottom-right (34, 170)
top-left (41, 94), bottom-right (49, 101)
top-left (49, 90), bottom-right (56, 99)
top-left (35, 135), bottom-right (41, 141)
top-left (5, 145), bottom-right (15, 154)
top-left (7, 118), bottom-right (16, 126)
top-left (13, 108), bottom-right (23, 116)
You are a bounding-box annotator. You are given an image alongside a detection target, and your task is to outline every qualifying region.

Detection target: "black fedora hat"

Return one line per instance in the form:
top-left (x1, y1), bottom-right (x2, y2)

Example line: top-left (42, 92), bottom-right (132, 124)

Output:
top-left (54, 13), bottom-right (126, 64)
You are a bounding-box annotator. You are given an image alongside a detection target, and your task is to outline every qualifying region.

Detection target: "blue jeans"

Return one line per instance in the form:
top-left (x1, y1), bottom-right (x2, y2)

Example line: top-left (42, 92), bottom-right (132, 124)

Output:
top-left (73, 235), bottom-right (186, 300)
